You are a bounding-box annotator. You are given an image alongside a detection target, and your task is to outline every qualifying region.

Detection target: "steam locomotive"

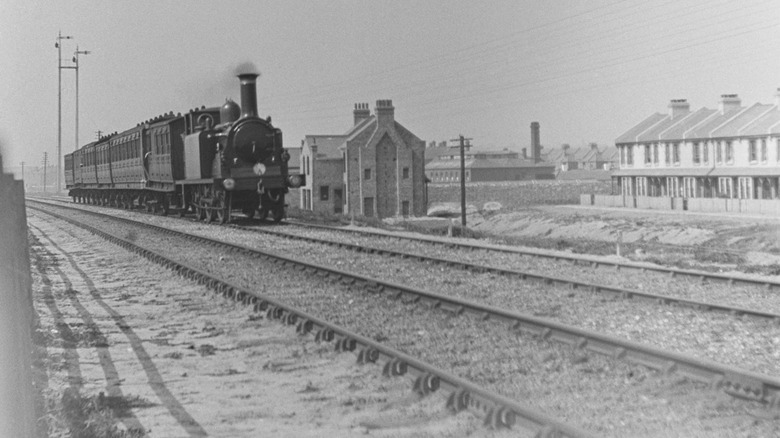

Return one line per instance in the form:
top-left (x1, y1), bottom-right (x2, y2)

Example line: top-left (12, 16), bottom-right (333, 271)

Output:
top-left (64, 73), bottom-right (304, 223)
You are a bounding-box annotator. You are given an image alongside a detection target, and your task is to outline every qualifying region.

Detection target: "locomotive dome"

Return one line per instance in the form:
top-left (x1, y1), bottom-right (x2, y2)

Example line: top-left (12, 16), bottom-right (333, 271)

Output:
top-left (220, 98), bottom-right (240, 124)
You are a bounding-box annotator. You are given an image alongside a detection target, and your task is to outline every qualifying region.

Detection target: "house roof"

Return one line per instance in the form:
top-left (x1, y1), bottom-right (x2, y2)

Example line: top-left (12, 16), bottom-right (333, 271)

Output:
top-left (615, 113), bottom-right (666, 144)
top-left (303, 135), bottom-right (345, 159)
top-left (738, 107), bottom-right (780, 136)
top-left (659, 108), bottom-right (717, 140)
top-left (618, 97), bottom-right (780, 144)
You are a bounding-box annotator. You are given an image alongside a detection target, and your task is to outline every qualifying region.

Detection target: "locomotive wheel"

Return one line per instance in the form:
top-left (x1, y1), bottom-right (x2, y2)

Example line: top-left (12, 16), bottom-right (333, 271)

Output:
top-left (158, 197), bottom-right (169, 216)
top-left (215, 192), bottom-right (230, 224)
top-left (257, 207), bottom-right (269, 221)
top-left (271, 206), bottom-right (284, 223)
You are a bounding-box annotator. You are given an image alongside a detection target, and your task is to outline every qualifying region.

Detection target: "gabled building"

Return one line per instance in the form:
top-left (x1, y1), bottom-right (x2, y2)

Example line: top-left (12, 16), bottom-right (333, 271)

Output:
top-left (613, 91), bottom-right (780, 200)
top-left (300, 100), bottom-right (426, 218)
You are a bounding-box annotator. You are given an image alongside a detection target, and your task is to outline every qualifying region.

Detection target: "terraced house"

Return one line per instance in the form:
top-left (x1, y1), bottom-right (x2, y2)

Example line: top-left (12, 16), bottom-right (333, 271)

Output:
top-left (608, 90), bottom-right (780, 213)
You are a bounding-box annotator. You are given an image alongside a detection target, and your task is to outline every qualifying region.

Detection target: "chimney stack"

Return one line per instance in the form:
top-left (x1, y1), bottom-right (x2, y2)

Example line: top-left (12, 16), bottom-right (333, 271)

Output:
top-left (668, 99), bottom-right (690, 119)
top-left (718, 94), bottom-right (741, 115)
top-left (238, 73), bottom-right (259, 119)
top-left (531, 122), bottom-right (541, 163)
top-left (375, 99), bottom-right (394, 127)
top-left (353, 103), bottom-right (370, 125)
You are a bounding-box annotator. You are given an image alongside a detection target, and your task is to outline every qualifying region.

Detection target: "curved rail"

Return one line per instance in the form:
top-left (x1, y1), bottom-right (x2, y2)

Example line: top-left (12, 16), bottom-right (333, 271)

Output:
top-left (28, 200), bottom-right (780, 411)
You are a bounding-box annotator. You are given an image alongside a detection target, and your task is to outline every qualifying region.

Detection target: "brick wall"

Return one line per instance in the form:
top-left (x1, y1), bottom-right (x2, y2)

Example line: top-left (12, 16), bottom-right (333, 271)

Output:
top-left (429, 180), bottom-right (612, 211)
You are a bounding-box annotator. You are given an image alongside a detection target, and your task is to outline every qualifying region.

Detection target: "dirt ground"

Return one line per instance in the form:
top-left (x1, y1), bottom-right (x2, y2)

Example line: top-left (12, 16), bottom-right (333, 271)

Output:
top-left (458, 204), bottom-right (780, 267)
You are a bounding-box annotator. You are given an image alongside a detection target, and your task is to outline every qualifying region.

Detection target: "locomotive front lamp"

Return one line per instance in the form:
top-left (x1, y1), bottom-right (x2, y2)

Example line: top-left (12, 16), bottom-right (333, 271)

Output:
top-left (253, 163), bottom-right (266, 175)
top-left (223, 178), bottom-right (236, 190)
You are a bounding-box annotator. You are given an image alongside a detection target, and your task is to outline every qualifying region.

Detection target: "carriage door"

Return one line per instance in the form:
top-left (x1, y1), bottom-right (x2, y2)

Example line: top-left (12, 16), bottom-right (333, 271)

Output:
top-left (142, 130), bottom-right (152, 182)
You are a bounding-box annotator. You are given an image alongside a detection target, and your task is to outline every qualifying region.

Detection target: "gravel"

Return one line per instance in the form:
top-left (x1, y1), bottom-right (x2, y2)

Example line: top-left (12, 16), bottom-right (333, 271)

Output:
top-left (31, 203), bottom-right (780, 437)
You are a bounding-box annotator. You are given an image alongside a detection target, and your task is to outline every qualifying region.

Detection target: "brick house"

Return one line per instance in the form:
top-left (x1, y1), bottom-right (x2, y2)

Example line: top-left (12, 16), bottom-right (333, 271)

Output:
top-left (300, 100), bottom-right (426, 218)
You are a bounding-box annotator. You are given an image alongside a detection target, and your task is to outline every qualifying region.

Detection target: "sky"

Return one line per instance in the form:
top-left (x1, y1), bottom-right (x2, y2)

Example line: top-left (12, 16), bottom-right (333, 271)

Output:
top-left (1, 0), bottom-right (779, 180)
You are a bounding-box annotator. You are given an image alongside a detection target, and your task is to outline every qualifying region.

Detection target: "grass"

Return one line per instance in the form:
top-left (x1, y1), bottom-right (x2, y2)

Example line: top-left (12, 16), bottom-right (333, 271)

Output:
top-left (41, 388), bottom-right (150, 438)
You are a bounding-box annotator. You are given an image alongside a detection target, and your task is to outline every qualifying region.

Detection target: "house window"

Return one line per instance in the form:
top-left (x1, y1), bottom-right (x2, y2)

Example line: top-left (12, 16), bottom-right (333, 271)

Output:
top-left (402, 167), bottom-right (409, 179)
top-left (636, 177), bottom-right (647, 196)
top-left (702, 141), bottom-right (709, 163)
top-left (627, 145), bottom-right (633, 165)
top-left (664, 143), bottom-right (670, 165)
top-left (672, 143), bottom-right (680, 165)
top-left (718, 177), bottom-right (733, 198)
top-left (653, 144), bottom-right (659, 164)
top-left (364, 168), bottom-right (371, 180)
top-left (644, 144), bottom-right (651, 164)
top-left (761, 139), bottom-right (767, 163)
top-left (666, 177), bottom-right (680, 197)
top-left (683, 177), bottom-right (696, 198)
top-left (726, 141), bottom-right (734, 163)
top-left (693, 142), bottom-right (700, 164)
top-left (320, 185), bottom-right (329, 201)
top-left (749, 139), bottom-right (757, 162)
top-left (716, 141), bottom-right (723, 163)
top-left (738, 177), bottom-right (753, 199)
top-left (402, 201), bottom-right (410, 217)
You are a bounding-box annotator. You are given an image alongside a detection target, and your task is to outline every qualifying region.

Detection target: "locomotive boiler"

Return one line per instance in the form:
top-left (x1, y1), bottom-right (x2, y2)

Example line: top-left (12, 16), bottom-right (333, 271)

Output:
top-left (64, 72), bottom-right (304, 223)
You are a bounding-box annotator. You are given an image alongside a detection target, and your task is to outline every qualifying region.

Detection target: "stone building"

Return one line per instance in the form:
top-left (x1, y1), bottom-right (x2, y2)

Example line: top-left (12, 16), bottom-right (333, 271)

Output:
top-left (300, 100), bottom-right (426, 218)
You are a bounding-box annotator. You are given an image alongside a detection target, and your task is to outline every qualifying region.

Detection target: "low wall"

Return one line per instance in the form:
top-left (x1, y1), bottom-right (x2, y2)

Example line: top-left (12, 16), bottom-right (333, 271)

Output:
top-left (636, 196), bottom-right (672, 210)
top-left (687, 198), bottom-right (727, 212)
top-left (585, 192), bottom-right (780, 216)
top-left (0, 167), bottom-right (35, 437)
top-left (593, 194), bottom-right (626, 207)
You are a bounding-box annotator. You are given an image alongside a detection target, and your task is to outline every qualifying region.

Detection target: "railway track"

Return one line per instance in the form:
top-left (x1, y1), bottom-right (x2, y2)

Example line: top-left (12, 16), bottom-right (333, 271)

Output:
top-left (27, 200), bottom-right (780, 414)
top-left (285, 220), bottom-right (780, 290)
top-left (29, 197), bottom-right (780, 324)
top-left (28, 202), bottom-right (595, 437)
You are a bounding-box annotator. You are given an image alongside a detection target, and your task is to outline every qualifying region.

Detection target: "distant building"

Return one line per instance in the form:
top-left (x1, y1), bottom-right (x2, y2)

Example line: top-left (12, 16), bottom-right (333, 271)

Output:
top-left (424, 121), bottom-right (555, 182)
top-left (545, 143), bottom-right (618, 172)
top-left (300, 100), bottom-right (426, 218)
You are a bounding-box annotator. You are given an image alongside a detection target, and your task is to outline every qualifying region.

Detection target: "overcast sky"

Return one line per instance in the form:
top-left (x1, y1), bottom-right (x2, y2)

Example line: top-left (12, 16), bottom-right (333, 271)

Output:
top-left (1, 0), bottom-right (779, 176)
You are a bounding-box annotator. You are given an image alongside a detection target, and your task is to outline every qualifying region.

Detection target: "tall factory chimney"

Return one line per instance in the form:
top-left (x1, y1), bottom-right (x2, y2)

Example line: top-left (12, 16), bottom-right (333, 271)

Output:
top-left (238, 73), bottom-right (259, 119)
top-left (531, 122), bottom-right (541, 163)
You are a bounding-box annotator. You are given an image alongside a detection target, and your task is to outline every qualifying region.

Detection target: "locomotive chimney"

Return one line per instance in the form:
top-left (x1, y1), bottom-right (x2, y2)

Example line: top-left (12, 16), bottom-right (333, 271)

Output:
top-left (238, 73), bottom-right (259, 119)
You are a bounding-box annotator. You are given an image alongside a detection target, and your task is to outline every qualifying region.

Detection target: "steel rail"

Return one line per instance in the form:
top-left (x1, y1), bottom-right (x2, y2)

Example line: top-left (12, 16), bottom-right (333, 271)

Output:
top-left (232, 223), bottom-right (780, 323)
top-left (28, 200), bottom-right (780, 410)
top-left (28, 205), bottom-right (596, 437)
top-left (286, 220), bottom-right (780, 290)
top-left (28, 198), bottom-right (780, 323)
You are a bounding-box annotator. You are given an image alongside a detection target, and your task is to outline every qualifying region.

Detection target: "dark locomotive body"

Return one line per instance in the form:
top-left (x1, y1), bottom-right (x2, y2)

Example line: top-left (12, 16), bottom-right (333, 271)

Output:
top-left (64, 73), bottom-right (303, 223)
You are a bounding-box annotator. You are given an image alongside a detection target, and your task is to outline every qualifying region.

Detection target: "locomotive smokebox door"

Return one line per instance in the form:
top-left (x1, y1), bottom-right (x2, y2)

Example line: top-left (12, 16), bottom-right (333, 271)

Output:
top-left (183, 131), bottom-right (216, 179)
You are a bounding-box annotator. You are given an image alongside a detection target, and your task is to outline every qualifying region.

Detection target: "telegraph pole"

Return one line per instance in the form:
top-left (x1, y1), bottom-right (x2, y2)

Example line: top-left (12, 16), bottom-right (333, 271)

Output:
top-left (450, 135), bottom-right (472, 227)
top-left (56, 31), bottom-right (74, 193)
top-left (42, 152), bottom-right (49, 193)
top-left (73, 46), bottom-right (91, 151)
top-left (95, 130), bottom-right (103, 140)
